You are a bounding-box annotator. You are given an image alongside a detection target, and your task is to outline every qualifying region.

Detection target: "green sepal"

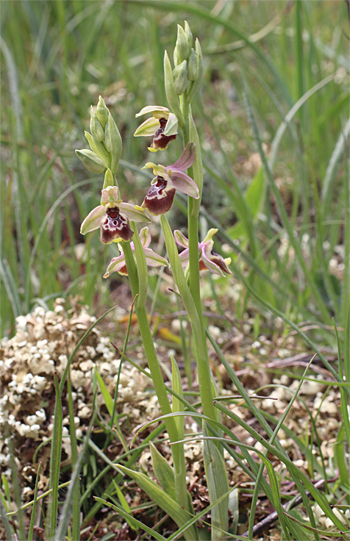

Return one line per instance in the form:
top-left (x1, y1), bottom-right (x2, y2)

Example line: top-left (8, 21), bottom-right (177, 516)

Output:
top-left (96, 96), bottom-right (109, 129)
top-left (202, 421), bottom-right (229, 540)
top-left (164, 51), bottom-right (185, 129)
top-left (84, 131), bottom-right (110, 168)
top-left (75, 149), bottom-right (106, 174)
top-left (117, 465), bottom-right (198, 541)
top-left (102, 168), bottom-right (114, 190)
top-left (90, 109), bottom-right (105, 142)
top-left (173, 60), bottom-right (188, 96)
top-left (187, 48), bottom-right (199, 82)
top-left (105, 112), bottom-right (122, 174)
top-left (149, 442), bottom-right (176, 500)
top-left (186, 39), bottom-right (203, 104)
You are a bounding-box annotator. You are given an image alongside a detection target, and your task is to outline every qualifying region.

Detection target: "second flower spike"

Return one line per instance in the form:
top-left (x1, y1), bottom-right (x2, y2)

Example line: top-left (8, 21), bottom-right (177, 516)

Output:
top-left (80, 186), bottom-right (151, 244)
top-left (140, 142), bottom-right (199, 216)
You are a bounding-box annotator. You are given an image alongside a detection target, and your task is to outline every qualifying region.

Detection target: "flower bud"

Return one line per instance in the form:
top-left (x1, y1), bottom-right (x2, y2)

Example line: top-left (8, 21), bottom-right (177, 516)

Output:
top-left (164, 51), bottom-right (185, 129)
top-left (187, 48), bottom-right (199, 81)
top-left (184, 21), bottom-right (193, 49)
top-left (84, 131), bottom-right (110, 167)
top-left (173, 24), bottom-right (189, 66)
top-left (186, 38), bottom-right (203, 103)
top-left (90, 109), bottom-right (105, 142)
top-left (105, 112), bottom-right (122, 174)
top-left (173, 60), bottom-right (188, 95)
top-left (75, 149), bottom-right (106, 174)
top-left (96, 96), bottom-right (109, 129)
top-left (102, 168), bottom-right (114, 190)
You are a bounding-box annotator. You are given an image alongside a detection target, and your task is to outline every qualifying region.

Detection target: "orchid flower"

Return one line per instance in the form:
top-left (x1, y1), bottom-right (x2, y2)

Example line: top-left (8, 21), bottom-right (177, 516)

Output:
top-left (80, 186), bottom-right (150, 244)
top-left (134, 106), bottom-right (178, 152)
top-left (103, 227), bottom-right (168, 277)
top-left (174, 228), bottom-right (232, 277)
top-left (139, 142), bottom-right (199, 216)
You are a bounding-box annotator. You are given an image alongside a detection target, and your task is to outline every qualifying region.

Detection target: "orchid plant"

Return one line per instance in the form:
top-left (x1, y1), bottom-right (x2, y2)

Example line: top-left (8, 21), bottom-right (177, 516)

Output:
top-left (76, 21), bottom-right (232, 541)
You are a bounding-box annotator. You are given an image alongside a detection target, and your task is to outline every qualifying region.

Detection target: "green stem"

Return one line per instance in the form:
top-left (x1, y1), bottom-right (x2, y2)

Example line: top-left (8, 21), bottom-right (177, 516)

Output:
top-left (181, 103), bottom-right (215, 407)
top-left (122, 234), bottom-right (189, 513)
top-left (160, 215), bottom-right (216, 422)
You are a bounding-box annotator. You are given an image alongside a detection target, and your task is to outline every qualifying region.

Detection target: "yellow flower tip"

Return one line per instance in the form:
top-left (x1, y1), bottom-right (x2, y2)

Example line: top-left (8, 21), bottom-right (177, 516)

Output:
top-left (103, 272), bottom-right (109, 279)
top-left (147, 146), bottom-right (159, 153)
top-left (225, 258), bottom-right (232, 271)
top-left (142, 162), bottom-right (156, 172)
top-left (134, 205), bottom-right (145, 211)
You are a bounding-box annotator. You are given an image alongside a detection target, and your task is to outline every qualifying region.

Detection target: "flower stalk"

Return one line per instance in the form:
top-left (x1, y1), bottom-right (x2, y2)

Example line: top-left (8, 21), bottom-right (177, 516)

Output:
top-left (123, 229), bottom-right (190, 513)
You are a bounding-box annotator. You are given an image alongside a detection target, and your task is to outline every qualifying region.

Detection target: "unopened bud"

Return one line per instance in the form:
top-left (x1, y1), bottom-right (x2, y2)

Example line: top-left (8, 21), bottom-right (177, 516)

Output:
top-left (90, 109), bottom-right (105, 142)
top-left (184, 21), bottom-right (193, 49)
top-left (173, 60), bottom-right (188, 95)
top-left (102, 168), bottom-right (114, 189)
top-left (164, 51), bottom-right (185, 129)
top-left (96, 96), bottom-right (109, 129)
top-left (173, 25), bottom-right (189, 66)
top-left (75, 149), bottom-right (106, 174)
top-left (104, 112), bottom-right (122, 174)
top-left (186, 39), bottom-right (203, 103)
top-left (187, 48), bottom-right (199, 81)
top-left (84, 131), bottom-right (110, 168)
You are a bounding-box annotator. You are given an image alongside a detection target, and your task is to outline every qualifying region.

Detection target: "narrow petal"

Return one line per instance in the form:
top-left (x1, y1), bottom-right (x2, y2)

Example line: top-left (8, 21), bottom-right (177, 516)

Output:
top-left (174, 230), bottom-right (189, 249)
top-left (80, 205), bottom-right (105, 235)
top-left (139, 227), bottom-right (151, 248)
top-left (143, 248), bottom-right (168, 268)
top-left (170, 170), bottom-right (199, 199)
top-left (103, 253), bottom-right (128, 277)
top-left (178, 248), bottom-right (190, 269)
top-left (118, 202), bottom-right (152, 223)
top-left (142, 178), bottom-right (176, 216)
top-left (170, 142), bottom-right (196, 171)
top-left (100, 208), bottom-right (133, 244)
top-left (135, 105), bottom-right (169, 118)
top-left (134, 117), bottom-right (159, 137)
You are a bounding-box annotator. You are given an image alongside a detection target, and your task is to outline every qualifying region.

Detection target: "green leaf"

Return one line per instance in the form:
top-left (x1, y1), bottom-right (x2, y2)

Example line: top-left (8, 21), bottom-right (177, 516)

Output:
top-left (202, 421), bottom-right (229, 540)
top-left (94, 366), bottom-right (114, 416)
top-left (113, 483), bottom-right (138, 531)
top-left (118, 465), bottom-right (198, 541)
top-left (149, 442), bottom-right (176, 501)
top-left (94, 498), bottom-right (167, 541)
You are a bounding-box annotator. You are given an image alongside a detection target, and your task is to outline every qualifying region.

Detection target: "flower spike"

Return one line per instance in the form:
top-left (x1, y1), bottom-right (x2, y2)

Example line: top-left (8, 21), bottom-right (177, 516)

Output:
top-left (80, 186), bottom-right (151, 244)
top-left (141, 142), bottom-right (198, 216)
top-left (134, 106), bottom-right (178, 152)
top-left (174, 228), bottom-right (232, 277)
top-left (104, 227), bottom-right (168, 277)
